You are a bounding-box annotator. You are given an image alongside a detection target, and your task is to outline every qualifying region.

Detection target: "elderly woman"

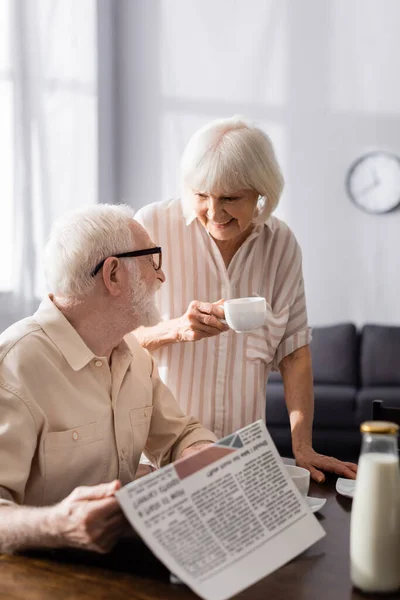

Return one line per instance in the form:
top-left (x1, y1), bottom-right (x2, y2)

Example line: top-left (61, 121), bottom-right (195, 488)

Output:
top-left (134, 116), bottom-right (357, 483)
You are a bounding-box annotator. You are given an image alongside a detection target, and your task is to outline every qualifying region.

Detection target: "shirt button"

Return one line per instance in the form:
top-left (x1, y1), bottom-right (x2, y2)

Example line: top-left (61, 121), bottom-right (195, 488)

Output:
top-left (94, 360), bottom-right (103, 367)
top-left (72, 431), bottom-right (79, 441)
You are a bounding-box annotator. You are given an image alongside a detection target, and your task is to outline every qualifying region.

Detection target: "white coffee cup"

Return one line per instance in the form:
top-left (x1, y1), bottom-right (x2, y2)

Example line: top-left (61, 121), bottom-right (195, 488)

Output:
top-left (285, 465), bottom-right (310, 497)
top-left (223, 297), bottom-right (266, 333)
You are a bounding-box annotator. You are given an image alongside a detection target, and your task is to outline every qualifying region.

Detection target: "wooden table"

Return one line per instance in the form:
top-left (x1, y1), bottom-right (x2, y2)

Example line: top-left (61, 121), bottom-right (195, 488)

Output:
top-left (1, 475), bottom-right (400, 600)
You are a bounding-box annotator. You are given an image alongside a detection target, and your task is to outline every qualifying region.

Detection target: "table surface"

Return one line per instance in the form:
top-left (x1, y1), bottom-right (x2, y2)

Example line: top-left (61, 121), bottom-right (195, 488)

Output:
top-left (1, 475), bottom-right (400, 600)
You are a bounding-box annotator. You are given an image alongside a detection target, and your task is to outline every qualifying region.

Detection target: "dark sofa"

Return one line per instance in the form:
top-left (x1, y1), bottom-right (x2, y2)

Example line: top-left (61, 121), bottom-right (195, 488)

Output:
top-left (266, 323), bottom-right (400, 461)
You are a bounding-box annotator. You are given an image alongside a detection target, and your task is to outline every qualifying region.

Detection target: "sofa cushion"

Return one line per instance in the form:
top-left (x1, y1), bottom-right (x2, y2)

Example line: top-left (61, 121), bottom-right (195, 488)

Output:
top-left (361, 325), bottom-right (400, 386)
top-left (356, 387), bottom-right (400, 423)
top-left (266, 383), bottom-right (289, 426)
top-left (267, 323), bottom-right (358, 385)
top-left (267, 426), bottom-right (361, 462)
top-left (311, 323), bottom-right (358, 386)
top-left (266, 382), bottom-right (357, 428)
top-left (267, 371), bottom-right (282, 383)
top-left (313, 385), bottom-right (357, 428)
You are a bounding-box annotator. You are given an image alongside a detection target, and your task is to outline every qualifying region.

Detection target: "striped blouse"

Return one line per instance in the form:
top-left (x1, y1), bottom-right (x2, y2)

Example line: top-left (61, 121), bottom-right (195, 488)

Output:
top-left (135, 198), bottom-right (311, 439)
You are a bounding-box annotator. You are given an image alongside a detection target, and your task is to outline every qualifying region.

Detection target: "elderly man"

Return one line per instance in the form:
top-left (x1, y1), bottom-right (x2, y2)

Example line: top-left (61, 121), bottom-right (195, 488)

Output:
top-left (0, 204), bottom-right (216, 555)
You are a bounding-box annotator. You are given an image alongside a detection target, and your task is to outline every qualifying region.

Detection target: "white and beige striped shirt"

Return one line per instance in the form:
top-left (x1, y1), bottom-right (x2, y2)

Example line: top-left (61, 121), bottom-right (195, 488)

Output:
top-left (135, 198), bottom-right (311, 439)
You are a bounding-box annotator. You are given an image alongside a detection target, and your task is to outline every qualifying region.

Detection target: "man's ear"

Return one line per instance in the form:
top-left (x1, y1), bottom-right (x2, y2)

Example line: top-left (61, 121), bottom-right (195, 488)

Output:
top-left (102, 257), bottom-right (123, 296)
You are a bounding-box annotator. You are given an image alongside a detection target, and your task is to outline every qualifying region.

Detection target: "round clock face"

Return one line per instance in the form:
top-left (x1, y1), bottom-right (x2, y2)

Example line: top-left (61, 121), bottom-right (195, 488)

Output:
top-left (346, 151), bottom-right (400, 214)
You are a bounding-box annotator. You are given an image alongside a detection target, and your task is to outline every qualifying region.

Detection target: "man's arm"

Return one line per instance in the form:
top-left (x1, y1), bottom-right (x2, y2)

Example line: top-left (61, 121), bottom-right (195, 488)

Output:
top-left (134, 301), bottom-right (228, 351)
top-left (0, 386), bottom-right (128, 554)
top-left (0, 481), bottom-right (128, 554)
top-left (179, 440), bottom-right (214, 459)
top-left (280, 345), bottom-right (357, 482)
top-left (0, 503), bottom-right (60, 554)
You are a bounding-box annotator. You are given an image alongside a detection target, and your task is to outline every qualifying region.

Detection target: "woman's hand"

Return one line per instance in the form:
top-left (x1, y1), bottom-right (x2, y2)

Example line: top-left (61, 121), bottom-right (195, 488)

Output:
top-left (294, 445), bottom-right (358, 483)
top-left (175, 300), bottom-right (229, 342)
top-left (134, 299), bottom-right (229, 351)
top-left (50, 480), bottom-right (130, 553)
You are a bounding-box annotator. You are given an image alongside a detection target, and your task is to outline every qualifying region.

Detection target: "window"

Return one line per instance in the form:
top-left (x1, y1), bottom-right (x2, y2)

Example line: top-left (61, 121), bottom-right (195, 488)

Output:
top-left (0, 0), bottom-right (98, 300)
top-left (0, 0), bottom-right (13, 291)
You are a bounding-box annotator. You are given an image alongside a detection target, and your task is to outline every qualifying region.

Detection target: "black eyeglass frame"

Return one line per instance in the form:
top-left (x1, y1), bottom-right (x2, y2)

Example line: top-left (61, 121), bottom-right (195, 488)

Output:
top-left (91, 246), bottom-right (162, 277)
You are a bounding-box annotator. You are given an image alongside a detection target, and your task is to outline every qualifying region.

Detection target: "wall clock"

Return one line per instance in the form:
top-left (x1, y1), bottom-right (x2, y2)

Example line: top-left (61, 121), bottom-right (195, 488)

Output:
top-left (346, 151), bottom-right (400, 214)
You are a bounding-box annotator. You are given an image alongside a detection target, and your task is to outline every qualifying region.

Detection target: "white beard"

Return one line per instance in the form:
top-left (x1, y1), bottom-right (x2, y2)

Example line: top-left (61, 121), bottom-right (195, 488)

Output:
top-left (140, 297), bottom-right (161, 327)
top-left (128, 276), bottom-right (161, 329)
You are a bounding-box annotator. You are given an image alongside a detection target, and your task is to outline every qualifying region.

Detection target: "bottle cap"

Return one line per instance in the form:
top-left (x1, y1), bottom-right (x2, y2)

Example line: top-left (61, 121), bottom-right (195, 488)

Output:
top-left (360, 421), bottom-right (399, 434)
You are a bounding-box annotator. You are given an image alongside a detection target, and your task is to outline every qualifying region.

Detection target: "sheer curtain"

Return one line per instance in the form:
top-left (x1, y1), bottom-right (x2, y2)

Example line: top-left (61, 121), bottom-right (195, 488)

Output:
top-left (0, 0), bottom-right (100, 330)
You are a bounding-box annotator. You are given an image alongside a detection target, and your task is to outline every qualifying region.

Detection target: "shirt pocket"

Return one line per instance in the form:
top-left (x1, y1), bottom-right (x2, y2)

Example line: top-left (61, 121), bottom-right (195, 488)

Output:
top-left (129, 406), bottom-right (153, 460)
top-left (43, 421), bottom-right (106, 505)
top-left (245, 303), bottom-right (290, 366)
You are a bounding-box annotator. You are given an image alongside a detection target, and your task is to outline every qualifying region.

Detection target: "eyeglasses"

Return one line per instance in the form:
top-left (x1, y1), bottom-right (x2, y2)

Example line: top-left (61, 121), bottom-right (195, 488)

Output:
top-left (91, 246), bottom-right (162, 277)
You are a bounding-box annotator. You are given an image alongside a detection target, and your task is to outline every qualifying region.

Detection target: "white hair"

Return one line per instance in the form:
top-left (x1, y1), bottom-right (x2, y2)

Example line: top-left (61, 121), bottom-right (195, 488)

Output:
top-left (44, 204), bottom-right (138, 297)
top-left (180, 115), bottom-right (284, 223)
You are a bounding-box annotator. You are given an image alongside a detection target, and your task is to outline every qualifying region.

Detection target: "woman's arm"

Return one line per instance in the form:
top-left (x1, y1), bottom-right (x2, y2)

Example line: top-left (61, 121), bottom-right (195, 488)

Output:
top-left (134, 300), bottom-right (229, 351)
top-left (279, 344), bottom-right (314, 451)
top-left (280, 345), bottom-right (358, 482)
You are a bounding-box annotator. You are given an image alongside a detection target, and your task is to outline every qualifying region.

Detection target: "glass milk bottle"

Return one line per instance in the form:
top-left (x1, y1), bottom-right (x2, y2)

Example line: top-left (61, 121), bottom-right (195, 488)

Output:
top-left (350, 421), bottom-right (400, 593)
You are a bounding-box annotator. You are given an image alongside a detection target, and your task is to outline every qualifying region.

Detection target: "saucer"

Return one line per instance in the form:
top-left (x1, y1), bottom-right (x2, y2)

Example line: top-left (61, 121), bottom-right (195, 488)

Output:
top-left (336, 477), bottom-right (356, 499)
top-left (306, 496), bottom-right (327, 513)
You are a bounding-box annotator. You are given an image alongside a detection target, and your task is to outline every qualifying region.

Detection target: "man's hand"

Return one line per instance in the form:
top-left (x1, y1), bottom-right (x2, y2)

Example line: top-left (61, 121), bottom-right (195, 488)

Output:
top-left (294, 445), bottom-right (358, 483)
top-left (180, 442), bottom-right (214, 459)
top-left (175, 300), bottom-right (229, 342)
top-left (50, 480), bottom-right (129, 553)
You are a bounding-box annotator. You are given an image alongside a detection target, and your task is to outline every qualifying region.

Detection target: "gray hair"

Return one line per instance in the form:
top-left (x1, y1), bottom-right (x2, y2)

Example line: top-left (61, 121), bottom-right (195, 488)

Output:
top-left (180, 116), bottom-right (284, 223)
top-left (44, 204), bottom-right (138, 297)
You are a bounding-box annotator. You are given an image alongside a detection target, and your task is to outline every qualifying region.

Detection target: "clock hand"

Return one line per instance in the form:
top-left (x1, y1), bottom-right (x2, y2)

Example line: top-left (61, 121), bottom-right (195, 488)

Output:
top-left (371, 168), bottom-right (381, 186)
top-left (358, 179), bottom-right (380, 197)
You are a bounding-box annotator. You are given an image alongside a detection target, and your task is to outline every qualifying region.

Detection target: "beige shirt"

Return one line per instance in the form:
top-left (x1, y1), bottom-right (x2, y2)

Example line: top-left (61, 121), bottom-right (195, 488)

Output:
top-left (135, 198), bottom-right (311, 439)
top-left (0, 297), bottom-right (216, 507)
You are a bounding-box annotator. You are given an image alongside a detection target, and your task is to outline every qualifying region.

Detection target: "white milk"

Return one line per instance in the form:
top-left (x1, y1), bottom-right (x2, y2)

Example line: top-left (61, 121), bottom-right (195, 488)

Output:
top-left (350, 452), bottom-right (400, 593)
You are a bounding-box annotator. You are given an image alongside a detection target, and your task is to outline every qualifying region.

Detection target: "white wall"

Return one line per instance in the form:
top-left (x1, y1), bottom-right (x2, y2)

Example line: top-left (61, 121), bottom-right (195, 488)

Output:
top-left (115, 0), bottom-right (400, 327)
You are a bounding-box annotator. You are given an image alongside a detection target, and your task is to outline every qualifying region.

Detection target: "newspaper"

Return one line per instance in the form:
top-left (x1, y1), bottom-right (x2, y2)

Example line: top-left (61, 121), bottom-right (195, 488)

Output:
top-left (116, 421), bottom-right (325, 600)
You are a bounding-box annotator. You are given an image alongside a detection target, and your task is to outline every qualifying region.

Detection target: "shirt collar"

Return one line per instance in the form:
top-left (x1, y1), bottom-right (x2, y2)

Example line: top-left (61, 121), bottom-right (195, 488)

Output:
top-left (34, 296), bottom-right (132, 372)
top-left (181, 199), bottom-right (275, 234)
top-left (34, 297), bottom-right (95, 371)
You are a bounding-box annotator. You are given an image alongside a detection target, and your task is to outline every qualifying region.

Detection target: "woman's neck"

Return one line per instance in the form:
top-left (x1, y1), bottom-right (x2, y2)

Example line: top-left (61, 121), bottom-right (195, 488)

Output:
top-left (212, 225), bottom-right (254, 268)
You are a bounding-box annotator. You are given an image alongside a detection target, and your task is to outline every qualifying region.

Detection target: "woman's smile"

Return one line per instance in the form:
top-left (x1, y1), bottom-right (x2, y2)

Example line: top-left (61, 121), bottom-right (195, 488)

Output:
top-left (208, 218), bottom-right (235, 229)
